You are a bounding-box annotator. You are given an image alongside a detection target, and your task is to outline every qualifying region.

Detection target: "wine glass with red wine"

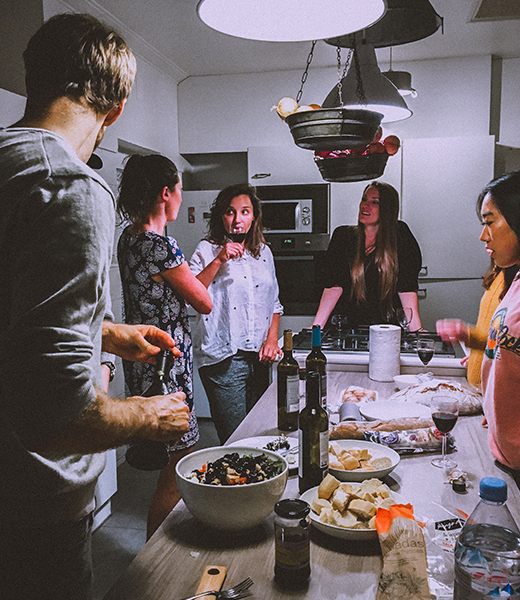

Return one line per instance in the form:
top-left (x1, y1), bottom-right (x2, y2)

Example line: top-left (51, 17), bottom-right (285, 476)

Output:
top-left (431, 395), bottom-right (459, 469)
top-left (417, 338), bottom-right (435, 366)
top-left (227, 226), bottom-right (246, 260)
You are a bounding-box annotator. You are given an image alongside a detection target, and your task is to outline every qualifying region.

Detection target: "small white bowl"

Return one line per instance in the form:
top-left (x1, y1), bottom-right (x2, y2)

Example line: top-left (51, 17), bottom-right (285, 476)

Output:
top-left (328, 439), bottom-right (400, 482)
top-left (393, 374), bottom-right (421, 390)
top-left (176, 446), bottom-right (288, 531)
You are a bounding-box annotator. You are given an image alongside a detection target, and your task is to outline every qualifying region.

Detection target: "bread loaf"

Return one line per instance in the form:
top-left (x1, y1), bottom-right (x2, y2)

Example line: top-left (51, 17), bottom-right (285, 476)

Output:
top-left (330, 416), bottom-right (434, 440)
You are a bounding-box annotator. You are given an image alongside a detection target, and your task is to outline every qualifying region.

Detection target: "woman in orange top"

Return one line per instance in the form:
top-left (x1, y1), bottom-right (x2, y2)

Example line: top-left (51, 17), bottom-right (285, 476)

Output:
top-left (437, 264), bottom-right (518, 389)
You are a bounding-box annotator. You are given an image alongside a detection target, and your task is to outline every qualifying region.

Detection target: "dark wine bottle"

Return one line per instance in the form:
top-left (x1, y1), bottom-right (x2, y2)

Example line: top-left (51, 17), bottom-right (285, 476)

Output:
top-left (306, 325), bottom-right (327, 409)
top-left (298, 371), bottom-right (329, 494)
top-left (277, 329), bottom-right (300, 431)
top-left (125, 350), bottom-right (171, 471)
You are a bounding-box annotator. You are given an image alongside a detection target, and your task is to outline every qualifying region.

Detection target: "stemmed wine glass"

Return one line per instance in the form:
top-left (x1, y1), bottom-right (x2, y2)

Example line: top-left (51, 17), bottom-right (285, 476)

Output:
top-left (396, 307), bottom-right (413, 349)
top-left (431, 395), bottom-right (459, 469)
top-left (227, 226), bottom-right (246, 260)
top-left (417, 338), bottom-right (435, 366)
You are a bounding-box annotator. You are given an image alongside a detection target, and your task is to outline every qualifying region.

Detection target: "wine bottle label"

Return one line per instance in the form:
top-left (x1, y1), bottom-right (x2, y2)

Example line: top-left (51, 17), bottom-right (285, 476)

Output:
top-left (321, 374), bottom-right (327, 408)
top-left (286, 375), bottom-right (300, 412)
top-left (320, 430), bottom-right (329, 469)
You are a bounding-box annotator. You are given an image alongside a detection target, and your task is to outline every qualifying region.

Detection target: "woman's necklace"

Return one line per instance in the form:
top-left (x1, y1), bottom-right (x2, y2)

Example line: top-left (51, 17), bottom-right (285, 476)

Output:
top-left (365, 241), bottom-right (376, 255)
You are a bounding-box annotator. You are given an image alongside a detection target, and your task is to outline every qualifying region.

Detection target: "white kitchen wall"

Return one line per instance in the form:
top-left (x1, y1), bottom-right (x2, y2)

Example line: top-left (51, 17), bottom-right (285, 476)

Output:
top-left (178, 55), bottom-right (492, 153)
top-left (500, 58), bottom-right (520, 149)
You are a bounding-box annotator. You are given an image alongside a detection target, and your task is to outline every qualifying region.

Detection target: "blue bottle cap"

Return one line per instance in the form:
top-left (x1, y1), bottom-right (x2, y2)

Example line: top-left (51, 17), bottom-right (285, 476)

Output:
top-left (480, 477), bottom-right (507, 503)
top-left (312, 325), bottom-right (321, 347)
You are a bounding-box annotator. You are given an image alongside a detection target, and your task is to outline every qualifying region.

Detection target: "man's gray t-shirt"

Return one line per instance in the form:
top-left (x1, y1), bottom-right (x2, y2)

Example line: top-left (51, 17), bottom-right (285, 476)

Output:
top-left (0, 128), bottom-right (114, 524)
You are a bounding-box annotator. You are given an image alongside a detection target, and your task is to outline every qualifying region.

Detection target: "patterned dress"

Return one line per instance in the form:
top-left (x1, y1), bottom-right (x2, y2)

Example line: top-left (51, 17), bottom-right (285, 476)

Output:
top-left (117, 227), bottom-right (199, 451)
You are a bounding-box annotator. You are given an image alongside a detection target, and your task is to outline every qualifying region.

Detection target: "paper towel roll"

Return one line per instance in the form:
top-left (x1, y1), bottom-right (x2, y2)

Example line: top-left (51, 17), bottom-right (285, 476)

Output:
top-left (369, 324), bottom-right (401, 382)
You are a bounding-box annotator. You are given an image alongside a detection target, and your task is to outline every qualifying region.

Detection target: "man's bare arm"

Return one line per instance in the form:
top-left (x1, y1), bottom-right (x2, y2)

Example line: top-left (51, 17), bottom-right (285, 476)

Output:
top-left (27, 389), bottom-right (189, 455)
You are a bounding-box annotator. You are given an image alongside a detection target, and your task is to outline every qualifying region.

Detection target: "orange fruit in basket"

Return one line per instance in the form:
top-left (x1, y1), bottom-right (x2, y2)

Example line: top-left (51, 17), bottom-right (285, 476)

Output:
top-left (383, 135), bottom-right (400, 155)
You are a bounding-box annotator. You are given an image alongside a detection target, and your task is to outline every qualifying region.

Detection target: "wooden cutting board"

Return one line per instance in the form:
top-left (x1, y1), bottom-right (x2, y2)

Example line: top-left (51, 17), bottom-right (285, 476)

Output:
top-left (195, 565), bottom-right (227, 599)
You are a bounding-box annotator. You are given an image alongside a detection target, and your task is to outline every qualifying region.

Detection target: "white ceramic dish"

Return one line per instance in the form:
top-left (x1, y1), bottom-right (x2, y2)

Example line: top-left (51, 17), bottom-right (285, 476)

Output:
top-left (393, 373), bottom-right (434, 390)
top-left (328, 439), bottom-right (400, 482)
top-left (176, 446), bottom-right (288, 531)
top-left (228, 435), bottom-right (298, 468)
top-left (359, 400), bottom-right (431, 422)
top-left (300, 484), bottom-right (404, 541)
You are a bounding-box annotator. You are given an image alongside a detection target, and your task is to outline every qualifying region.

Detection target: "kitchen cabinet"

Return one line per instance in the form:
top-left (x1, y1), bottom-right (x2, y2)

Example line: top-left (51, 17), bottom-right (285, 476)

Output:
top-left (400, 135), bottom-right (495, 330)
top-left (248, 144), bottom-right (323, 185)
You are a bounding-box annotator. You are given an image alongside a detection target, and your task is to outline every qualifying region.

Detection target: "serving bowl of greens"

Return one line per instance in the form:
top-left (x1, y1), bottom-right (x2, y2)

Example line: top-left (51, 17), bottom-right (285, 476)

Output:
top-left (175, 446), bottom-right (288, 530)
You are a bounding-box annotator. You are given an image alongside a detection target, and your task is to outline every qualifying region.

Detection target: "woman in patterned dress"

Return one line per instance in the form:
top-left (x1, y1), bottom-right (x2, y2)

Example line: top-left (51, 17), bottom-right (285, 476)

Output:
top-left (117, 154), bottom-right (212, 538)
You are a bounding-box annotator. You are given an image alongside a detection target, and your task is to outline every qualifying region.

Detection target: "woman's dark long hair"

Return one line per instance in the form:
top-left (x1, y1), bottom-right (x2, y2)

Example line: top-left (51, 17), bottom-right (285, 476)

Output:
top-left (206, 183), bottom-right (265, 258)
top-left (477, 170), bottom-right (520, 245)
top-left (483, 262), bottom-right (519, 300)
top-left (117, 154), bottom-right (179, 225)
top-left (351, 181), bottom-right (400, 316)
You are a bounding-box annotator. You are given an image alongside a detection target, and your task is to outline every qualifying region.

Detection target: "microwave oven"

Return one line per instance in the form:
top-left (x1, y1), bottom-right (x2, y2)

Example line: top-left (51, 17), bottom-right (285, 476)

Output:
top-left (261, 199), bottom-right (312, 234)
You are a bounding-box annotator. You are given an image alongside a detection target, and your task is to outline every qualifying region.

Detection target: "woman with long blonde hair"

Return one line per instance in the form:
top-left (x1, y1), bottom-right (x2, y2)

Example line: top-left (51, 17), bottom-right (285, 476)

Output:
top-left (314, 181), bottom-right (422, 331)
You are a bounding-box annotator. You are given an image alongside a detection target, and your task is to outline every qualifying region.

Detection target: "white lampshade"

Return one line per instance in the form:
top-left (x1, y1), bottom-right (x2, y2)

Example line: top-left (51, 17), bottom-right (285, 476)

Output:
top-left (323, 42), bottom-right (412, 123)
top-left (197, 0), bottom-right (386, 43)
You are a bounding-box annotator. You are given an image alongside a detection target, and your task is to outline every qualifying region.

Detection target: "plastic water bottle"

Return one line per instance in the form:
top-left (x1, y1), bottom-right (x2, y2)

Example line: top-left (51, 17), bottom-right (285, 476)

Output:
top-left (454, 477), bottom-right (520, 599)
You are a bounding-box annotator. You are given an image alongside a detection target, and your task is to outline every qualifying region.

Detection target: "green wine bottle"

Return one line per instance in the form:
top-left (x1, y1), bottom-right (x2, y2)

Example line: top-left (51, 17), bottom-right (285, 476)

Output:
top-left (125, 350), bottom-right (171, 471)
top-left (298, 371), bottom-right (329, 494)
top-left (306, 325), bottom-right (327, 409)
top-left (277, 329), bottom-right (300, 431)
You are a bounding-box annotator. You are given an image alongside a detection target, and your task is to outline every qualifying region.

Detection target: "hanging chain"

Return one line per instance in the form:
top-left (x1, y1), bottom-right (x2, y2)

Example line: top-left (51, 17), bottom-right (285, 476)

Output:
top-left (296, 40), bottom-right (317, 105)
top-left (353, 40), bottom-right (367, 106)
top-left (336, 46), bottom-right (353, 107)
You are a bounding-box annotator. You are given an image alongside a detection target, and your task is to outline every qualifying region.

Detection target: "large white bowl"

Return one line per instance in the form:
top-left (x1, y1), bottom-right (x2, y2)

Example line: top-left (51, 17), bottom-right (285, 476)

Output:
top-left (329, 439), bottom-right (400, 482)
top-left (176, 446), bottom-right (288, 531)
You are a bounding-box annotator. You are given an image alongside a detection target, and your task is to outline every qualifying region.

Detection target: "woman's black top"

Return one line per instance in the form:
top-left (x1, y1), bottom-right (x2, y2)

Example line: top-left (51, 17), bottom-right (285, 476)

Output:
top-left (323, 221), bottom-right (422, 327)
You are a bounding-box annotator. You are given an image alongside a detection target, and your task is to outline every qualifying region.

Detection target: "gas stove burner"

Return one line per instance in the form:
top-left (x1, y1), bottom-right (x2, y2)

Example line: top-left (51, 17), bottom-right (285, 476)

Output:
top-left (292, 327), bottom-right (458, 357)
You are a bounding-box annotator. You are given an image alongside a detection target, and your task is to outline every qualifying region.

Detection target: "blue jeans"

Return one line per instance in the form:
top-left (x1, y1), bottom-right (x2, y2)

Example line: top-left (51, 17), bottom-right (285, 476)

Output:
top-left (199, 351), bottom-right (269, 444)
top-left (0, 513), bottom-right (93, 600)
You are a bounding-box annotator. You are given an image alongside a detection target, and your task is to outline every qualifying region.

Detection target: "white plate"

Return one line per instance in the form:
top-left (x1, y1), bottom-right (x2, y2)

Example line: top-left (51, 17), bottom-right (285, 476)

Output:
top-left (300, 483), bottom-right (405, 541)
top-left (359, 400), bottom-right (431, 422)
top-left (228, 435), bottom-right (298, 468)
top-left (328, 439), bottom-right (400, 482)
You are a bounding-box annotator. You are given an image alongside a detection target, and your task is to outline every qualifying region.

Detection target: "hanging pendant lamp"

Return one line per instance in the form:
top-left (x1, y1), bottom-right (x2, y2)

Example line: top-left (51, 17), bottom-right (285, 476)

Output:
top-left (322, 41), bottom-right (412, 123)
top-left (382, 48), bottom-right (417, 97)
top-left (324, 0), bottom-right (442, 48)
top-left (197, 0), bottom-right (386, 43)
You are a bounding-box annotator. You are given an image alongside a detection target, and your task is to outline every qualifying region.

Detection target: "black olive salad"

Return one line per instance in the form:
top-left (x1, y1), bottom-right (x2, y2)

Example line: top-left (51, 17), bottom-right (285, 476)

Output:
top-left (189, 452), bottom-right (284, 486)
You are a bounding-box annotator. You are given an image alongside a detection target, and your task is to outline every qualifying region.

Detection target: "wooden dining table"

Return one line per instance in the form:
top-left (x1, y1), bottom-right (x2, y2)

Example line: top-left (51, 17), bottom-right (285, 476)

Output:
top-left (104, 371), bottom-right (520, 600)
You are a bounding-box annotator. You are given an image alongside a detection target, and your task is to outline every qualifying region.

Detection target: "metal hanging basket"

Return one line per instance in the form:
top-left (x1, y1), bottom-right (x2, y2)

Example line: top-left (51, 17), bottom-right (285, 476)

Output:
top-left (314, 152), bottom-right (388, 182)
top-left (285, 107), bottom-right (383, 151)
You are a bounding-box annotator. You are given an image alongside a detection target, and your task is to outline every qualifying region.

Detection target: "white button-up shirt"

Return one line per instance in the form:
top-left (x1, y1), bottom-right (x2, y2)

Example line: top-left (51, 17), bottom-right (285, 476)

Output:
top-left (190, 240), bottom-right (283, 367)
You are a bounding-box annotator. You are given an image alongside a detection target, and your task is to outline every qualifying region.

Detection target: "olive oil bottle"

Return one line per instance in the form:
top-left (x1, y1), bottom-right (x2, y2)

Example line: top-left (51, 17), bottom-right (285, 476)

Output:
top-left (125, 350), bottom-right (171, 471)
top-left (298, 371), bottom-right (329, 494)
top-left (277, 329), bottom-right (300, 431)
top-left (306, 325), bottom-right (327, 408)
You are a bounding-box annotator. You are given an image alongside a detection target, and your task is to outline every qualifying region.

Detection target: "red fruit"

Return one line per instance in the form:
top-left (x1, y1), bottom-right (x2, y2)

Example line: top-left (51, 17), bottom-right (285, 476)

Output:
top-left (367, 142), bottom-right (386, 154)
top-left (372, 126), bottom-right (383, 143)
top-left (383, 135), bottom-right (401, 156)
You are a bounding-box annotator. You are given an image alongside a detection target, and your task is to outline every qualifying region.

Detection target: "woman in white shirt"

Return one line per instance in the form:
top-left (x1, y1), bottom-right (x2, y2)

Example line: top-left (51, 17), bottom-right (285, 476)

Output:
top-left (190, 183), bottom-right (283, 443)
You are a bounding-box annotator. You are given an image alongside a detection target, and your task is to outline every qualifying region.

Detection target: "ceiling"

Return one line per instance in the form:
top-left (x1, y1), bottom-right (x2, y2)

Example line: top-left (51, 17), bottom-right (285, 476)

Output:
top-left (73, 0), bottom-right (520, 81)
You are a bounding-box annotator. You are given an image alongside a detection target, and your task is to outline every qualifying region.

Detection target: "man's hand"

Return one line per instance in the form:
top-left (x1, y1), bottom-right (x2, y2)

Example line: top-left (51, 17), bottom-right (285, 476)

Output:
top-left (102, 322), bottom-right (181, 364)
top-left (137, 391), bottom-right (190, 443)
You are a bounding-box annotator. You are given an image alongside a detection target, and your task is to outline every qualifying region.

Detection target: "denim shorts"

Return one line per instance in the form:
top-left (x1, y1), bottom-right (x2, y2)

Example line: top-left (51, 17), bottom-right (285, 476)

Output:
top-left (0, 513), bottom-right (93, 600)
top-left (199, 351), bottom-right (269, 444)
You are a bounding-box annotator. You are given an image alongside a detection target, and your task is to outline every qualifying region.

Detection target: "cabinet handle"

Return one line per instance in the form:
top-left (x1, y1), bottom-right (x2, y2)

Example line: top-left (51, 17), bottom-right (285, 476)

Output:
top-left (417, 288), bottom-right (427, 300)
top-left (419, 266), bottom-right (428, 277)
top-left (251, 173), bottom-right (271, 179)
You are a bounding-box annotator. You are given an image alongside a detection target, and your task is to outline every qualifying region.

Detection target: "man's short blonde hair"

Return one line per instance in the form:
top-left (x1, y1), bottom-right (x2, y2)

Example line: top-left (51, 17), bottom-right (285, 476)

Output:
top-left (23, 13), bottom-right (137, 115)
